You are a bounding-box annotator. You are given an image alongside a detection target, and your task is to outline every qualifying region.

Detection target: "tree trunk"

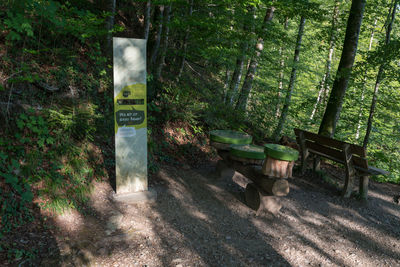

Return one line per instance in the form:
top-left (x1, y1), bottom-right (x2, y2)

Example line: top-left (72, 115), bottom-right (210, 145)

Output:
top-left (273, 16), bottom-right (306, 141)
top-left (144, 0), bottom-right (151, 40)
top-left (355, 18), bottom-right (377, 140)
top-left (318, 0), bottom-right (366, 137)
top-left (216, 151), bottom-right (289, 196)
top-left (245, 183), bottom-right (282, 215)
top-left (275, 17), bottom-right (289, 117)
top-left (225, 41), bottom-right (248, 105)
top-left (235, 6), bottom-right (275, 111)
top-left (107, 0), bottom-right (116, 50)
top-left (310, 1), bottom-right (339, 120)
top-left (150, 5), bottom-right (165, 66)
top-left (177, 0), bottom-right (194, 79)
top-left (223, 68), bottom-right (231, 97)
top-left (363, 2), bottom-right (397, 148)
top-left (154, 5), bottom-right (171, 81)
top-left (225, 7), bottom-right (255, 106)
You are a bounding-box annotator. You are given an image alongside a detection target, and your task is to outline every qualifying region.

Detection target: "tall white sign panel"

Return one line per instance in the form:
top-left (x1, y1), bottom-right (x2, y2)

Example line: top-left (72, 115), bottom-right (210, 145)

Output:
top-left (113, 38), bottom-right (147, 195)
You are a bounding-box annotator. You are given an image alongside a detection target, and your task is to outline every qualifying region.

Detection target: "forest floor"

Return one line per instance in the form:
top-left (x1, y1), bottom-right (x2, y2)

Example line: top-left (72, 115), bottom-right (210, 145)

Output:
top-left (13, 156), bottom-right (400, 266)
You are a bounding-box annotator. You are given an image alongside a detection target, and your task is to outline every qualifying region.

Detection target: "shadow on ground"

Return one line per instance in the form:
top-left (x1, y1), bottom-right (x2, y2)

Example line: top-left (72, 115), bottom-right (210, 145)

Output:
top-left (38, 139), bottom-right (400, 266)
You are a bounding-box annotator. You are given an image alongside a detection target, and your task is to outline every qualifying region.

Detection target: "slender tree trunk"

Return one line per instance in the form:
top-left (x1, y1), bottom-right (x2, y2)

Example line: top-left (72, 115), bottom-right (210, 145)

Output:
top-left (318, 0), bottom-right (366, 137)
top-left (177, 0), bottom-right (194, 78)
top-left (107, 0), bottom-right (116, 50)
top-left (355, 18), bottom-right (377, 140)
top-left (144, 0), bottom-right (151, 40)
top-left (155, 5), bottom-right (171, 81)
top-left (225, 17), bottom-right (252, 105)
top-left (235, 6), bottom-right (275, 111)
top-left (224, 68), bottom-right (231, 94)
top-left (310, 1), bottom-right (339, 120)
top-left (275, 17), bottom-right (289, 117)
top-left (273, 16), bottom-right (306, 141)
top-left (150, 5), bottom-right (165, 66)
top-left (363, 2), bottom-right (397, 148)
top-left (226, 47), bottom-right (246, 104)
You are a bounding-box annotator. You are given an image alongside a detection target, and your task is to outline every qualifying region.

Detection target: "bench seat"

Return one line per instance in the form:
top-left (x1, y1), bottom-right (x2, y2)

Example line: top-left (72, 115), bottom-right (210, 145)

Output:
top-left (294, 128), bottom-right (389, 199)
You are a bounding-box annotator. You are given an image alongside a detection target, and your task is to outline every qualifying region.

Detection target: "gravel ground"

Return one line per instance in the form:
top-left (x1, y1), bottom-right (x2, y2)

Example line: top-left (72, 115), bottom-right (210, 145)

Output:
top-left (39, 162), bottom-right (400, 267)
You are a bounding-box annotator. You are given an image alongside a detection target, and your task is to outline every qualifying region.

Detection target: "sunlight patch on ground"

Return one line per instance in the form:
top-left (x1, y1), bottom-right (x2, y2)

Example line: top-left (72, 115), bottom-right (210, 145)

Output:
top-left (52, 209), bottom-right (84, 234)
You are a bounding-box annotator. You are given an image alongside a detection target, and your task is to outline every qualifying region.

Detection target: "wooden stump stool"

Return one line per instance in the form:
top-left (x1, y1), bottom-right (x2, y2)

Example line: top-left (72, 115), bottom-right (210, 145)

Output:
top-left (262, 157), bottom-right (295, 178)
top-left (262, 144), bottom-right (299, 178)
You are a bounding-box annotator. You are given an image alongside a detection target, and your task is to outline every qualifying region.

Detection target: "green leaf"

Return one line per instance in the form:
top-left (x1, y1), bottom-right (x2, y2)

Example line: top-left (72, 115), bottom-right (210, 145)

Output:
top-left (3, 173), bottom-right (18, 185)
top-left (7, 31), bottom-right (21, 41)
top-left (37, 138), bottom-right (44, 148)
top-left (16, 119), bottom-right (24, 129)
top-left (31, 126), bottom-right (39, 133)
top-left (37, 116), bottom-right (45, 126)
top-left (46, 137), bottom-right (55, 145)
top-left (20, 113), bottom-right (28, 120)
top-left (21, 190), bottom-right (33, 202)
top-left (0, 152), bottom-right (7, 161)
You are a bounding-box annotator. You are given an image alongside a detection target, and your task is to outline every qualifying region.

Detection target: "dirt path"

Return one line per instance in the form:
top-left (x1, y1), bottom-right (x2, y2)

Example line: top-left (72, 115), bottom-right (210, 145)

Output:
top-left (42, 163), bottom-right (400, 266)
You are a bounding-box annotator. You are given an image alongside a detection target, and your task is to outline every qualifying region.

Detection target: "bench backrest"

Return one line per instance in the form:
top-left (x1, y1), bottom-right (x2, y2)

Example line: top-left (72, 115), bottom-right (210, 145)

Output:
top-left (294, 128), bottom-right (368, 170)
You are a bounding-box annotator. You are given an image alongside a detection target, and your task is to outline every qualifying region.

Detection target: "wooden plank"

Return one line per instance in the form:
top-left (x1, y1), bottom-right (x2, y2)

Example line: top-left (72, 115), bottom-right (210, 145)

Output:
top-left (305, 141), bottom-right (369, 170)
top-left (366, 166), bottom-right (390, 176)
top-left (352, 156), bottom-right (369, 170)
top-left (294, 128), bottom-right (366, 157)
top-left (306, 141), bottom-right (344, 161)
top-left (309, 148), bottom-right (371, 174)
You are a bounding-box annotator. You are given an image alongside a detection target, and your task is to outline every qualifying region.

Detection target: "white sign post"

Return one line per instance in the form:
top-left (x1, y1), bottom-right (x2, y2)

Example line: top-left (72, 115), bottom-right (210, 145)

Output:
top-left (113, 37), bottom-right (156, 203)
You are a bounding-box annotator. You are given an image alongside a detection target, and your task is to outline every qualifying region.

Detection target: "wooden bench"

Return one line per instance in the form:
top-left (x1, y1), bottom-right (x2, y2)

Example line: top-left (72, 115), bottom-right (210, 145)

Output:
top-left (294, 128), bottom-right (389, 199)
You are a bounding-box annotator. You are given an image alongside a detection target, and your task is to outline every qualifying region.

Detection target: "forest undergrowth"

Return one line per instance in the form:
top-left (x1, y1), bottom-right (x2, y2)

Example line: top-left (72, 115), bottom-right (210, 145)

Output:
top-left (1, 0), bottom-right (400, 265)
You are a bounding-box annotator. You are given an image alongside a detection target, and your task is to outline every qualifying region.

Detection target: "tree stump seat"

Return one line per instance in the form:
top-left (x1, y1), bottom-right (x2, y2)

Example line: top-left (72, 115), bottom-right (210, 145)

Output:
top-left (214, 149), bottom-right (289, 215)
top-left (262, 144), bottom-right (299, 178)
top-left (294, 128), bottom-right (389, 199)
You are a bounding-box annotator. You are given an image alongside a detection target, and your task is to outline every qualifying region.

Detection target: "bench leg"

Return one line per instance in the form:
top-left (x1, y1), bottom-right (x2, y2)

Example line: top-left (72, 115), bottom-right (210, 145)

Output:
top-left (342, 144), bottom-right (356, 198)
top-left (343, 173), bottom-right (355, 198)
top-left (298, 132), bottom-right (309, 175)
top-left (359, 175), bottom-right (369, 200)
top-left (313, 156), bottom-right (321, 172)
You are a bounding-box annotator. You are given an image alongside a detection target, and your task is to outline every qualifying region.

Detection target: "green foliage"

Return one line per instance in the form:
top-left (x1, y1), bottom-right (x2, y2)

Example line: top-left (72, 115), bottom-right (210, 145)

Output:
top-left (3, 11), bottom-right (34, 41)
top-left (0, 142), bottom-right (34, 236)
top-left (48, 104), bottom-right (98, 142)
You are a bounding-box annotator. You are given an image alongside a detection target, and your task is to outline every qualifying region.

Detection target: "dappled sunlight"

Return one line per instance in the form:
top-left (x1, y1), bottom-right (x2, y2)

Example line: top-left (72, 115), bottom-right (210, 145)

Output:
top-left (51, 209), bottom-right (85, 234)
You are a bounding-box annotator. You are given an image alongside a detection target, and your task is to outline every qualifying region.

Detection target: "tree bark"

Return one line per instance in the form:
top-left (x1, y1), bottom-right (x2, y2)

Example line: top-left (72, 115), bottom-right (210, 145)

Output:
top-left (144, 0), bottom-right (151, 41)
top-left (154, 5), bottom-right (171, 81)
top-left (273, 16), bottom-right (306, 141)
top-left (363, 2), bottom-right (397, 148)
top-left (225, 41), bottom-right (248, 105)
top-left (310, 1), bottom-right (339, 120)
top-left (177, 0), bottom-right (194, 78)
top-left (107, 0), bottom-right (116, 50)
top-left (223, 68), bottom-right (231, 96)
top-left (230, 162), bottom-right (290, 196)
top-left (235, 6), bottom-right (275, 111)
top-left (245, 183), bottom-right (282, 215)
top-left (355, 18), bottom-right (377, 140)
top-left (225, 7), bottom-right (255, 106)
top-left (275, 17), bottom-right (289, 117)
top-left (217, 151), bottom-right (289, 196)
top-left (150, 5), bottom-right (165, 66)
top-left (318, 0), bottom-right (366, 137)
